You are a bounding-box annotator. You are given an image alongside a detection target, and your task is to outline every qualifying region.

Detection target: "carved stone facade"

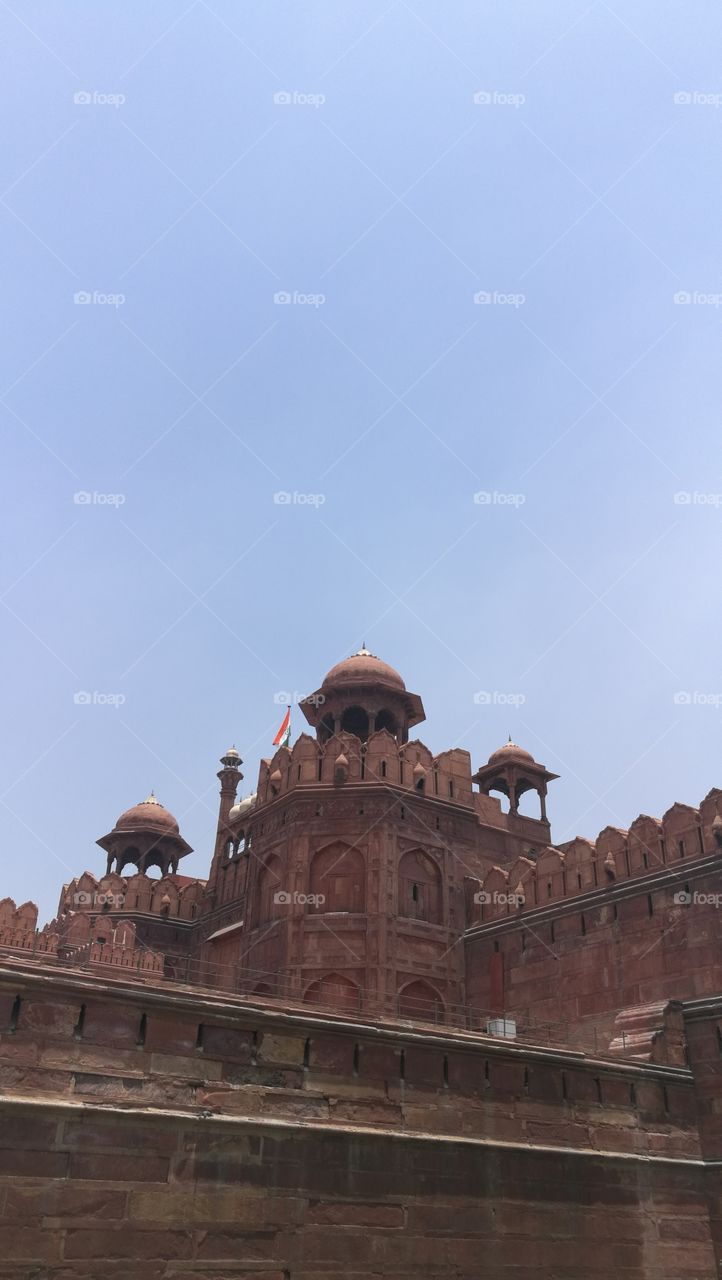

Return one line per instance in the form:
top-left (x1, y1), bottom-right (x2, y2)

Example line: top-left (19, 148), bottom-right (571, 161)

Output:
top-left (3, 648), bottom-right (722, 1275)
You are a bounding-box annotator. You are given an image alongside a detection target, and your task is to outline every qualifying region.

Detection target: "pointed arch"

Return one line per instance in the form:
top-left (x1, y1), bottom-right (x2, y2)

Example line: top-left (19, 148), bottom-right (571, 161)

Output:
top-left (398, 979), bottom-right (444, 1022)
top-left (303, 972), bottom-right (360, 1014)
top-left (398, 849), bottom-right (442, 923)
top-left (309, 842), bottom-right (365, 912)
top-left (257, 854), bottom-right (283, 925)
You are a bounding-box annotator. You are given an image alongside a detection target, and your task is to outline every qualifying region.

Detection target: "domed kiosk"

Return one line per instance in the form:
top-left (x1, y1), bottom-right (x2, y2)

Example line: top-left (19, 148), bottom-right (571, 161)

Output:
top-left (473, 738), bottom-right (559, 821)
top-left (96, 793), bottom-right (193, 878)
top-left (301, 645), bottom-right (425, 743)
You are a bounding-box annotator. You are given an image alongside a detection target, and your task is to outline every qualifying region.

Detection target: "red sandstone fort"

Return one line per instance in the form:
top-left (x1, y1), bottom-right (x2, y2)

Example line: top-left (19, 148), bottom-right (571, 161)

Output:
top-left (2, 647), bottom-right (722, 1277)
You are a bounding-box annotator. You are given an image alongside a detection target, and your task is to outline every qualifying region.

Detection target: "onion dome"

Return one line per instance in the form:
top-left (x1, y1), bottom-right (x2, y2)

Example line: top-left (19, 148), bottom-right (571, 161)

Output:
top-left (220, 745), bottom-right (242, 768)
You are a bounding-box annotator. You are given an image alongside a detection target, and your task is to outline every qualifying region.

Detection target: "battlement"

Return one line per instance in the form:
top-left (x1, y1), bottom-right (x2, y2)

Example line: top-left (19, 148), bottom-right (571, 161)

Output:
top-left (58, 870), bottom-right (205, 923)
top-left (251, 730), bottom-right (475, 810)
top-left (467, 789), bottom-right (721, 922)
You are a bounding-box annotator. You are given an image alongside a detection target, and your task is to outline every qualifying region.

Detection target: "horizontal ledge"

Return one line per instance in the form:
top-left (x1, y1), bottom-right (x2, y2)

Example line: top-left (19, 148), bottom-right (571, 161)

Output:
top-left (0, 1091), bottom-right (704, 1169)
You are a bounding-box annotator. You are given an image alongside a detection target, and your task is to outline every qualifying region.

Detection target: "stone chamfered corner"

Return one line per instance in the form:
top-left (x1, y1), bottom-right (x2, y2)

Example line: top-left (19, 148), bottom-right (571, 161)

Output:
top-left (1, 646), bottom-right (722, 1277)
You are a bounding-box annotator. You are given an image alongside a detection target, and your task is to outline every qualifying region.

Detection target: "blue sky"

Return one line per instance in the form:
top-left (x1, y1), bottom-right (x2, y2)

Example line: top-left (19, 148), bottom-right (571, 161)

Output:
top-left (2, 1), bottom-right (722, 922)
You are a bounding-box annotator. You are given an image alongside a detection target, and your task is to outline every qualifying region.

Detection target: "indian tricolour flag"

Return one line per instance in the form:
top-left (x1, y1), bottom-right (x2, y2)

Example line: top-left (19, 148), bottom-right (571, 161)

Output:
top-left (273, 708), bottom-right (291, 748)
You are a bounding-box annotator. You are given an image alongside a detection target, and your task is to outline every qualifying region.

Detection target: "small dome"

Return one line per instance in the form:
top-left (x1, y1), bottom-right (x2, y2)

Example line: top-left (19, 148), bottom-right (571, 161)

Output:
top-left (229, 793), bottom-right (257, 822)
top-left (323, 646), bottom-right (405, 692)
top-left (115, 793), bottom-right (179, 834)
top-left (487, 739), bottom-right (536, 767)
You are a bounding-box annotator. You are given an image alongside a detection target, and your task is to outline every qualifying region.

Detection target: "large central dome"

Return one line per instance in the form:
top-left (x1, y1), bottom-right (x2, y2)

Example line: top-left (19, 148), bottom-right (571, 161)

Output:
top-left (322, 646), bottom-right (406, 691)
top-left (115, 794), bottom-right (180, 834)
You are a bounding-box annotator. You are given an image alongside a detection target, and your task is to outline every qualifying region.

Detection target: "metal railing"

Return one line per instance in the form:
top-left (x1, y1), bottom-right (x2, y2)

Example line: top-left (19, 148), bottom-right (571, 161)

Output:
top-left (0, 939), bottom-right (626, 1058)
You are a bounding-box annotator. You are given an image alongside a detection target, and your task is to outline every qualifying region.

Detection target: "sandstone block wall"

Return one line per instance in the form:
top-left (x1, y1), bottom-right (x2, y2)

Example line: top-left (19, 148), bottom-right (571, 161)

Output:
top-left (0, 961), bottom-right (717, 1278)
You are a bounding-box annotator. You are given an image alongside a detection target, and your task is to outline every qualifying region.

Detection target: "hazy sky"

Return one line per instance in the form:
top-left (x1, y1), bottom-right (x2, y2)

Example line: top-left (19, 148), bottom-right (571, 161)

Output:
top-left (3, 2), bottom-right (722, 922)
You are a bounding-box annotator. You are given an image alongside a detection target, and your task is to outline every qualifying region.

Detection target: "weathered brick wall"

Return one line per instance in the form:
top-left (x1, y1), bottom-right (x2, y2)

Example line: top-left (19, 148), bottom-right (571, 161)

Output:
top-left (1, 1101), bottom-right (718, 1279)
top-left (0, 962), bottom-right (717, 1278)
top-left (465, 857), bottom-right (722, 1050)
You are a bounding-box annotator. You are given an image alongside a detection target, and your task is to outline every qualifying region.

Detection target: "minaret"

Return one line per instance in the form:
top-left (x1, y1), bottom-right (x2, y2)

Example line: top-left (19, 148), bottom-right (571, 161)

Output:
top-left (208, 747), bottom-right (243, 893)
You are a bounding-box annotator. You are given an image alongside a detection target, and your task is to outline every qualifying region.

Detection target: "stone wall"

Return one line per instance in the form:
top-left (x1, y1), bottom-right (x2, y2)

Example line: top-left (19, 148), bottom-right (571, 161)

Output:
top-left (0, 960), bottom-right (717, 1278)
top-left (465, 849), bottom-right (722, 1050)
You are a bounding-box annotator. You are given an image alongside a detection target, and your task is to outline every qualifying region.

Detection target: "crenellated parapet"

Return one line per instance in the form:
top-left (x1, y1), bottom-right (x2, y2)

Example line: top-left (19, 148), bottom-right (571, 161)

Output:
top-left (57, 870), bottom-right (205, 923)
top-left (251, 729), bottom-right (475, 810)
top-left (467, 788), bottom-right (722, 923)
top-left (0, 894), bottom-right (164, 973)
top-left (0, 896), bottom-right (38, 950)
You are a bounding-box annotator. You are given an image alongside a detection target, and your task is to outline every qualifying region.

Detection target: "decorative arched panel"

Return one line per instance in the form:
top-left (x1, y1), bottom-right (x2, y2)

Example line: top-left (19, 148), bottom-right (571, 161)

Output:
top-left (628, 815), bottom-right (664, 875)
top-left (257, 854), bottom-right (284, 925)
top-left (398, 849), bottom-right (442, 924)
top-left (535, 848), bottom-right (566, 901)
top-left (398, 979), bottom-right (444, 1022)
top-left (309, 843), bottom-right (365, 913)
top-left (562, 838), bottom-right (597, 892)
top-left (303, 972), bottom-right (360, 1014)
top-left (365, 728), bottom-right (400, 784)
top-left (662, 803), bottom-right (703, 862)
top-left (479, 866), bottom-right (510, 919)
top-left (505, 856), bottom-right (537, 905)
top-left (595, 827), bottom-right (629, 880)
